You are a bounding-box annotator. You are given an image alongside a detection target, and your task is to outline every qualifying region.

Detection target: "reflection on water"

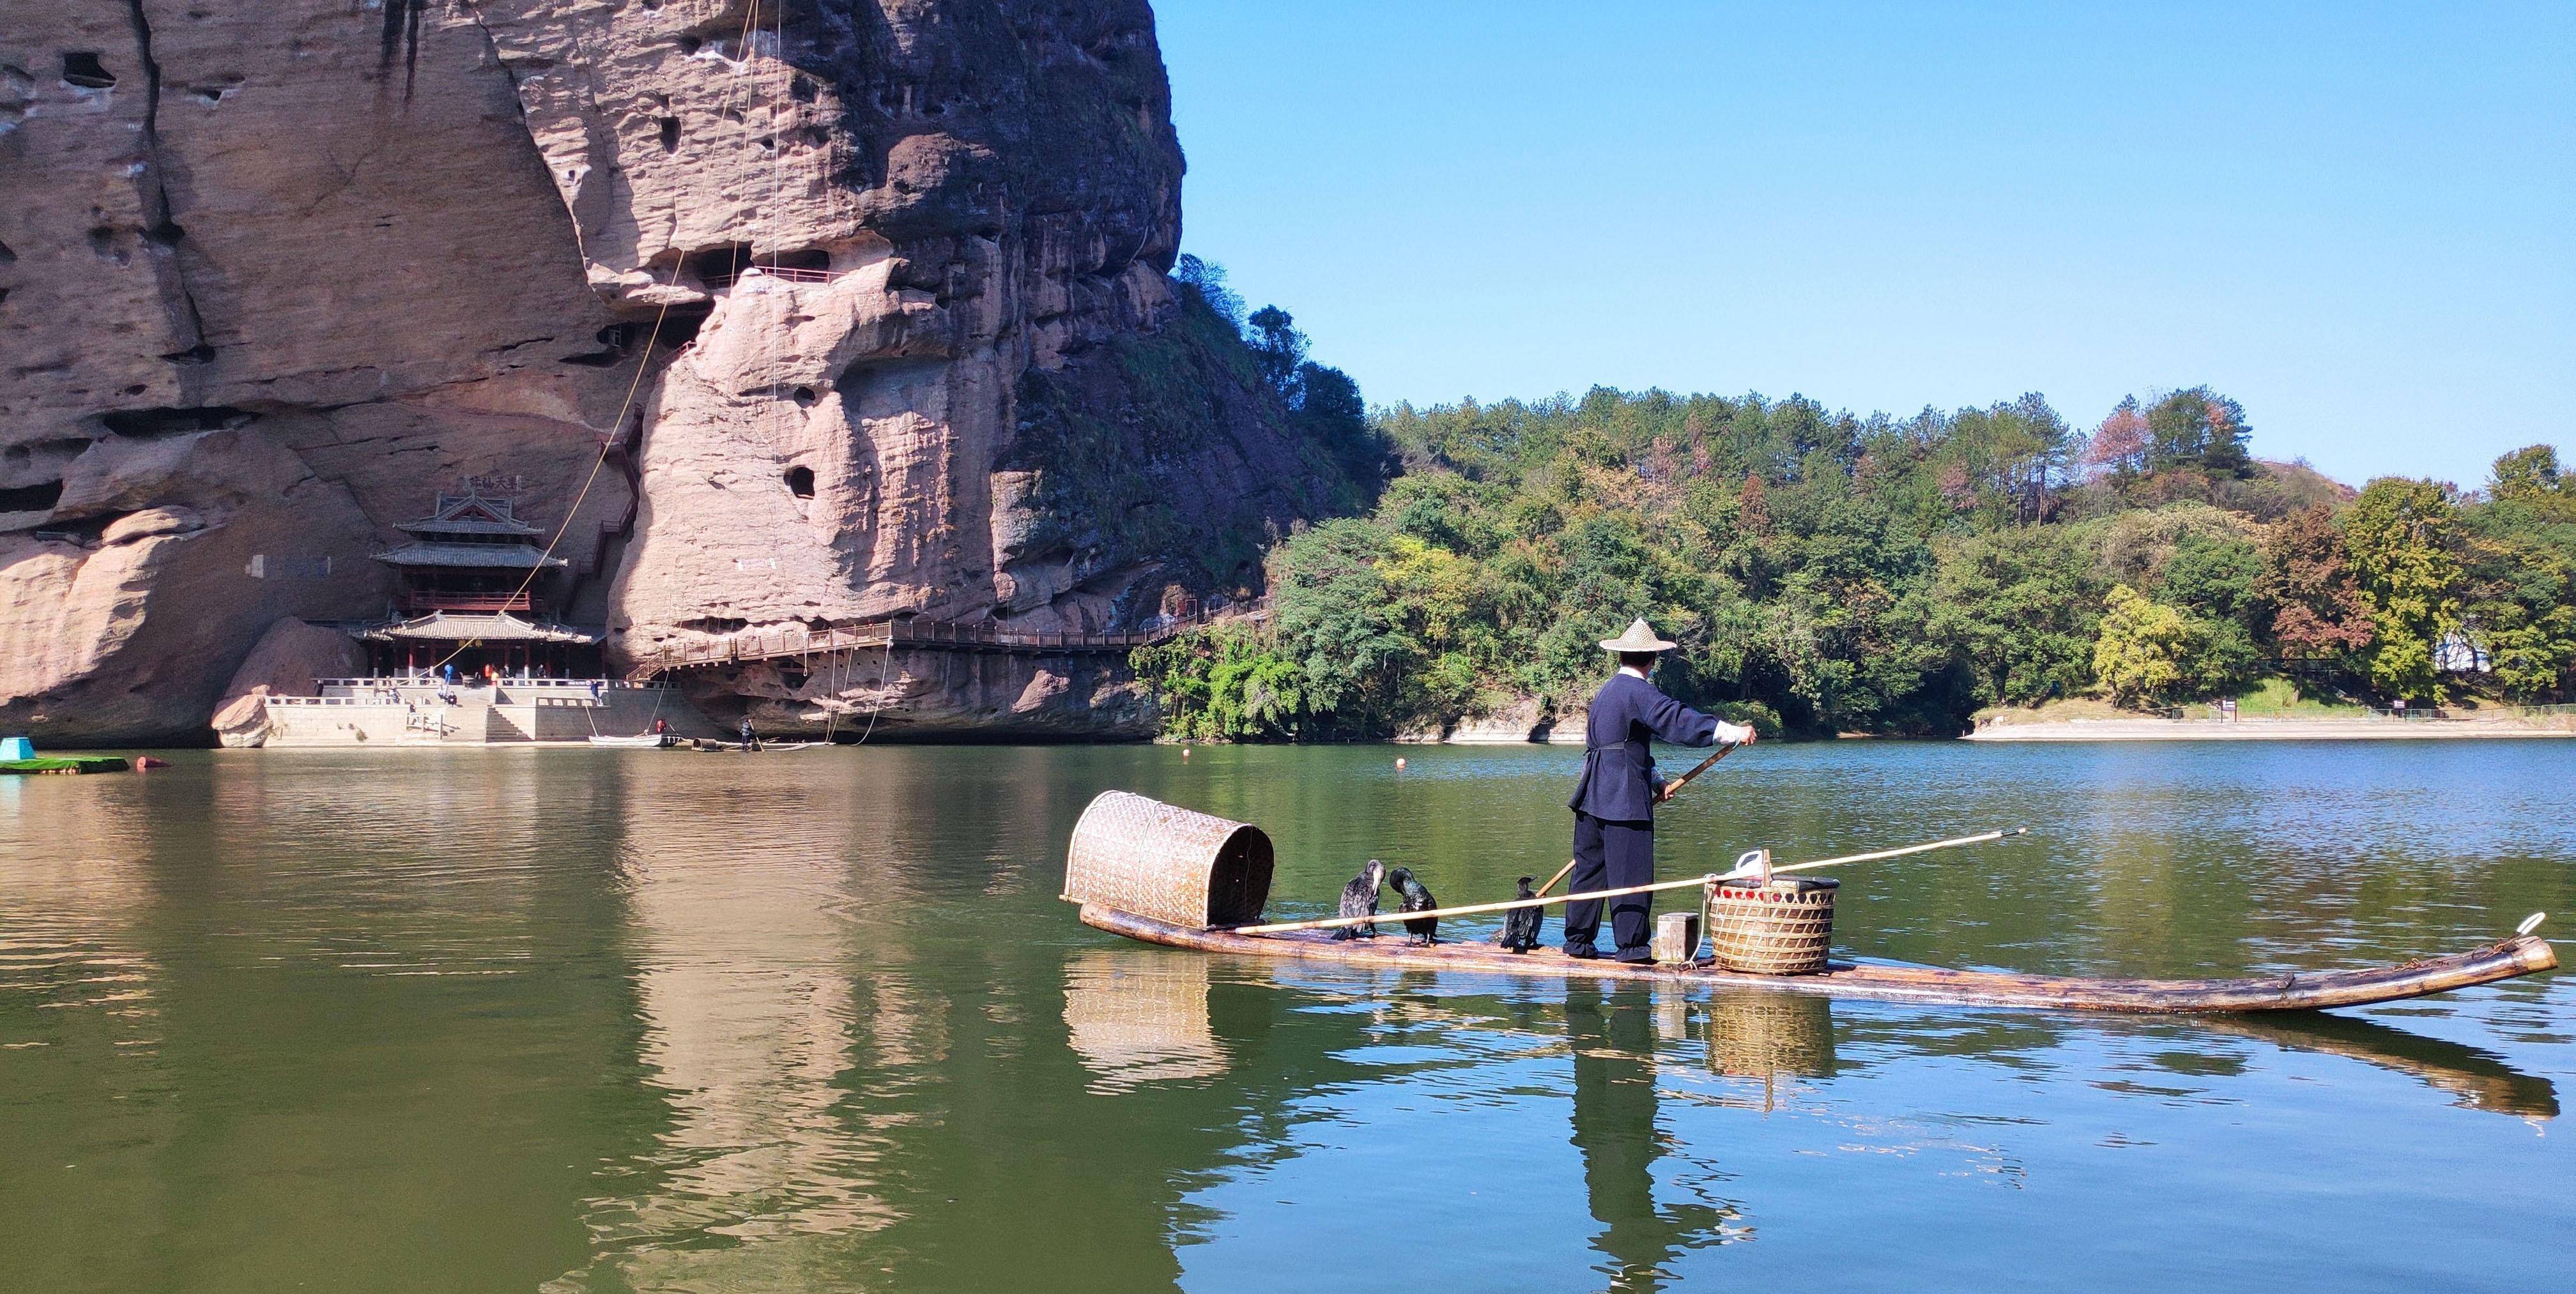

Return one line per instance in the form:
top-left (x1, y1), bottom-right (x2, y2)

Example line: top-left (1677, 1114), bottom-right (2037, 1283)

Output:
top-left (576, 796), bottom-right (894, 1291)
top-left (2, 741), bottom-right (2572, 1293)
top-left (1064, 950), bottom-right (1229, 1093)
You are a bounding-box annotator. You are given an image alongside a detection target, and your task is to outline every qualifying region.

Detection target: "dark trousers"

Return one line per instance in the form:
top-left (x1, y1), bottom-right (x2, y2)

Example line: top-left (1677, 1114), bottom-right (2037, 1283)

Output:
top-left (1565, 812), bottom-right (1654, 953)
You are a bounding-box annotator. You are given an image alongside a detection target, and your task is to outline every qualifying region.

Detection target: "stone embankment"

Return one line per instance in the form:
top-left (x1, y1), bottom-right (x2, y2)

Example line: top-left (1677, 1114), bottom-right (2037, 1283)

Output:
top-left (1966, 715), bottom-right (2576, 742)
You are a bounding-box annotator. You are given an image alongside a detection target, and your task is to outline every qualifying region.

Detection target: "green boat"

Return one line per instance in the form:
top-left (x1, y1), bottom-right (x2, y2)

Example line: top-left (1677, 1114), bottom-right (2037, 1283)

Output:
top-left (1, 756), bottom-right (131, 775)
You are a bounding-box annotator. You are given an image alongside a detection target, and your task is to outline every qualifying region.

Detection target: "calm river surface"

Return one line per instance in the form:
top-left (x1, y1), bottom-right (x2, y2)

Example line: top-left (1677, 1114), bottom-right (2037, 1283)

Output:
top-left (3, 741), bottom-right (2570, 1293)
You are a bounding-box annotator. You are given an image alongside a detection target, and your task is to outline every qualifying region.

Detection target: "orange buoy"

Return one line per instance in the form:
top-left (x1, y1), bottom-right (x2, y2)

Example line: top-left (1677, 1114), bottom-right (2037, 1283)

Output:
top-left (1395, 757), bottom-right (1407, 770)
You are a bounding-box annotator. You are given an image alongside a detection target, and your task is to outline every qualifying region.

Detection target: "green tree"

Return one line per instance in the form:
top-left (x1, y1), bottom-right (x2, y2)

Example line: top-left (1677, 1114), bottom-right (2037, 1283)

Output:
top-left (2092, 584), bottom-right (2193, 706)
top-left (1926, 527), bottom-right (2106, 706)
top-left (2145, 386), bottom-right (2254, 477)
top-left (1245, 305), bottom-right (1307, 397)
top-left (2160, 530), bottom-right (2264, 627)
top-left (2341, 478), bottom-right (2464, 701)
top-left (2489, 444), bottom-right (2565, 504)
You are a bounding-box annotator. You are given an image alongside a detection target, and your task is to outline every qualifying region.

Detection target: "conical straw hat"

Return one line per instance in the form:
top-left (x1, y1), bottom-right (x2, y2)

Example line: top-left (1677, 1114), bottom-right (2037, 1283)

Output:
top-left (1599, 618), bottom-right (1676, 653)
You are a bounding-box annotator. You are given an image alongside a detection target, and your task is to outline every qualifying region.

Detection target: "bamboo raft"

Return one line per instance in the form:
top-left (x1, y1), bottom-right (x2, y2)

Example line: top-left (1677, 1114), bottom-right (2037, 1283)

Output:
top-left (1063, 792), bottom-right (2559, 1016)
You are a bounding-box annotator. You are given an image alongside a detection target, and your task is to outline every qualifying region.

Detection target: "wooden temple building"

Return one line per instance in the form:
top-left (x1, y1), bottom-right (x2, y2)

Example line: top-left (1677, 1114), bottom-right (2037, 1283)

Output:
top-left (358, 494), bottom-right (603, 677)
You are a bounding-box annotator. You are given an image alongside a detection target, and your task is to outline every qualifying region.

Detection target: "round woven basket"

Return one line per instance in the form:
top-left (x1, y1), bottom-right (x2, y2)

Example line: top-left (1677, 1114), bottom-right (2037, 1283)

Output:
top-left (1704, 876), bottom-right (1837, 975)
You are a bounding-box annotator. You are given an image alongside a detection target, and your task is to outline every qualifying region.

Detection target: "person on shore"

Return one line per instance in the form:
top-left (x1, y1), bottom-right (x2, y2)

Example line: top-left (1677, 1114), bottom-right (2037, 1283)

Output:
top-left (739, 715), bottom-right (761, 751)
top-left (1563, 618), bottom-right (1752, 963)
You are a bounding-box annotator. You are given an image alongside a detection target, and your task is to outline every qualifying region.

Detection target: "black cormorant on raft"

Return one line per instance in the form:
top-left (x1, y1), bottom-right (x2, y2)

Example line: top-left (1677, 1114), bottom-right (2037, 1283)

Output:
top-left (1060, 791), bottom-right (2558, 1016)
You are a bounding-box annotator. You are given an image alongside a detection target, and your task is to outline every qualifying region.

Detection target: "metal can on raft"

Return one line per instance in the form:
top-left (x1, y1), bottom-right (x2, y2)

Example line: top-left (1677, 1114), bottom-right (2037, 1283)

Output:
top-left (1704, 876), bottom-right (1837, 975)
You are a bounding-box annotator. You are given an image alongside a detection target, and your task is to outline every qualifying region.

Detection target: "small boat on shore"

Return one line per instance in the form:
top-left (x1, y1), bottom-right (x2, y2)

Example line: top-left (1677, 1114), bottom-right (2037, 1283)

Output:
top-left (1, 754), bottom-right (131, 775)
top-left (0, 737), bottom-right (129, 774)
top-left (1063, 792), bottom-right (2559, 1016)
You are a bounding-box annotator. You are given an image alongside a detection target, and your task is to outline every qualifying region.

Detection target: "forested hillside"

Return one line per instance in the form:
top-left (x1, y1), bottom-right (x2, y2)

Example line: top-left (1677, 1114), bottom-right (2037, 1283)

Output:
top-left (1137, 280), bottom-right (2576, 740)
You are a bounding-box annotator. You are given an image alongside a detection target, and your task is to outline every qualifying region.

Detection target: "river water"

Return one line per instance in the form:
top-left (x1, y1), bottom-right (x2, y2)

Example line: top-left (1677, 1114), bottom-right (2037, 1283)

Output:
top-left (3, 741), bottom-right (2569, 1292)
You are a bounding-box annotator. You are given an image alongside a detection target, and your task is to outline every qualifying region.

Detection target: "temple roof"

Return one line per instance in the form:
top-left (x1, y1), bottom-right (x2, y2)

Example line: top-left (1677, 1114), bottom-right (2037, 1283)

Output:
top-left (372, 541), bottom-right (565, 569)
top-left (357, 612), bottom-right (601, 644)
top-left (397, 494), bottom-right (543, 538)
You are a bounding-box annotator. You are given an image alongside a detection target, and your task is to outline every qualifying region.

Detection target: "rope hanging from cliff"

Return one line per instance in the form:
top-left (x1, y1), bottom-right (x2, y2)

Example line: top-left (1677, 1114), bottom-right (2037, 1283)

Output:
top-left (418, 0), bottom-right (781, 681)
top-left (853, 632), bottom-right (895, 745)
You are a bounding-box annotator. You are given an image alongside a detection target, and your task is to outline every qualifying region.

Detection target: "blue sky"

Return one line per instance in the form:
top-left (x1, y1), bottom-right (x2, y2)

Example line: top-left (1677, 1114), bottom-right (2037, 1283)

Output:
top-left (1154, 1), bottom-right (2573, 489)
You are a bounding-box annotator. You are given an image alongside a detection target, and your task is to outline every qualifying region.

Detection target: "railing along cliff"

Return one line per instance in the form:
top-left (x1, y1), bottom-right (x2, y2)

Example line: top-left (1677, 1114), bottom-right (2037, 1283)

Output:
top-left (628, 602), bottom-right (1267, 679)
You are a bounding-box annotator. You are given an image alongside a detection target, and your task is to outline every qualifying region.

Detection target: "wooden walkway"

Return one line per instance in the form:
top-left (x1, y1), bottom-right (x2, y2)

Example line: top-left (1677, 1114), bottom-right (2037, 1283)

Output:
top-left (629, 608), bottom-right (1257, 678)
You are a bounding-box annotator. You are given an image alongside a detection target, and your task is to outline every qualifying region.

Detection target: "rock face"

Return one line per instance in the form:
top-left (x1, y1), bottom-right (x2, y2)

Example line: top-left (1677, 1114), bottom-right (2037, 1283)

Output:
top-left (0, 1), bottom-right (1362, 743)
top-left (209, 617), bottom-right (370, 747)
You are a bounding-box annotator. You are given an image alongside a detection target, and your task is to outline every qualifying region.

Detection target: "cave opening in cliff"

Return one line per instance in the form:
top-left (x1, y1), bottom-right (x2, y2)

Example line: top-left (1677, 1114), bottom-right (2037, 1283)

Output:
top-left (0, 480), bottom-right (64, 513)
top-left (61, 53), bottom-right (115, 89)
top-left (656, 307), bottom-right (709, 347)
top-left (684, 243), bottom-right (756, 288)
top-left (658, 116), bottom-right (680, 152)
top-left (100, 406), bottom-right (257, 438)
top-left (785, 466), bottom-right (815, 499)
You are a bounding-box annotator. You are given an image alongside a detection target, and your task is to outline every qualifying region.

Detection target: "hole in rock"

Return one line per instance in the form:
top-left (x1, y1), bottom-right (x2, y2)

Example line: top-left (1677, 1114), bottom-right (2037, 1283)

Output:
top-left (770, 248), bottom-right (831, 273)
top-left (655, 306), bottom-right (709, 347)
top-left (790, 75), bottom-right (816, 103)
top-left (146, 221), bottom-right (185, 248)
top-left (785, 466), bottom-right (815, 499)
top-left (88, 227), bottom-right (119, 259)
top-left (100, 406), bottom-right (256, 437)
top-left (675, 35), bottom-right (702, 55)
top-left (61, 53), bottom-right (115, 89)
top-left (792, 386), bottom-right (816, 407)
top-left (160, 343), bottom-right (217, 365)
top-left (0, 479), bottom-right (64, 512)
top-left (684, 243), bottom-right (755, 287)
top-left (658, 116), bottom-right (680, 151)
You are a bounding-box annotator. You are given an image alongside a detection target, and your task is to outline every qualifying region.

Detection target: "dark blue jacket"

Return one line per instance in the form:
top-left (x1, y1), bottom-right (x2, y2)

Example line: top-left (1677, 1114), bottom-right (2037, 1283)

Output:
top-left (1566, 672), bottom-right (1731, 823)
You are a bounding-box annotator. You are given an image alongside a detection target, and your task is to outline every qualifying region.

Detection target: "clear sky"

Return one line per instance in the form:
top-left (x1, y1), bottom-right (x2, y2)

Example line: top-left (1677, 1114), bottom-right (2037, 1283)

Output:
top-left (1154, 1), bottom-right (2573, 489)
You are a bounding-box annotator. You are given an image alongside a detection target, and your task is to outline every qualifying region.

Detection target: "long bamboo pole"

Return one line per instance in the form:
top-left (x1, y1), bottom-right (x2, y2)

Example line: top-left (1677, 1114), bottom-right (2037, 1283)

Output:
top-left (1226, 827), bottom-right (2028, 936)
top-left (1531, 740), bottom-right (1746, 899)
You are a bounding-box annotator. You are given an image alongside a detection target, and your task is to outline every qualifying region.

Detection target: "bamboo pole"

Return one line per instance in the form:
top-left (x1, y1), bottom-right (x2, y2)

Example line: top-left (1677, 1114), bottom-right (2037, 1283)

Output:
top-left (1532, 740), bottom-right (1745, 899)
top-left (1226, 826), bottom-right (2027, 936)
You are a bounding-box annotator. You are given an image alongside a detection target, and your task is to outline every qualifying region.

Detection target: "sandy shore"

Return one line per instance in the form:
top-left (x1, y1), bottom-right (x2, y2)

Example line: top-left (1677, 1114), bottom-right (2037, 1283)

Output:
top-left (1966, 717), bottom-right (2575, 742)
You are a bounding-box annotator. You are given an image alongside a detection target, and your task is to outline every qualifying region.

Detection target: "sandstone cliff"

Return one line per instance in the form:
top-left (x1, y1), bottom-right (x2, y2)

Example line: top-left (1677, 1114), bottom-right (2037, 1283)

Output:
top-left (0, 0), bottom-right (1363, 743)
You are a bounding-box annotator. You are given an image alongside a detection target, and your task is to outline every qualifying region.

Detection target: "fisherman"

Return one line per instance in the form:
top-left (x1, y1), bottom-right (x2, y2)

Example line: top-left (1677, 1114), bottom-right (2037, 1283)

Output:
top-left (1563, 618), bottom-right (1753, 963)
top-left (739, 714), bottom-right (760, 751)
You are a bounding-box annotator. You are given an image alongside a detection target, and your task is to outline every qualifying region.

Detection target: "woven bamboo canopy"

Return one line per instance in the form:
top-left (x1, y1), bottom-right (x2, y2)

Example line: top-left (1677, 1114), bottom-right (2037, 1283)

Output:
top-left (1062, 791), bottom-right (1274, 929)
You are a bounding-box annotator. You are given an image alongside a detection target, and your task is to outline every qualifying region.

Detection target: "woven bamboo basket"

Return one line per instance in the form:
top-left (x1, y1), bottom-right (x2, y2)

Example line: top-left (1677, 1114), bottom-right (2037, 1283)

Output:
top-left (1061, 791), bottom-right (1274, 929)
top-left (1704, 876), bottom-right (1837, 975)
